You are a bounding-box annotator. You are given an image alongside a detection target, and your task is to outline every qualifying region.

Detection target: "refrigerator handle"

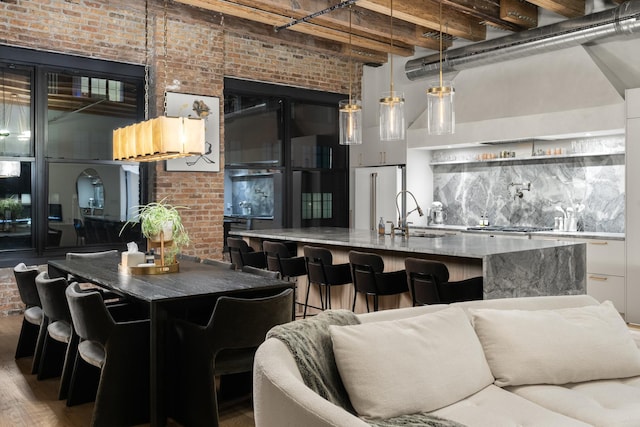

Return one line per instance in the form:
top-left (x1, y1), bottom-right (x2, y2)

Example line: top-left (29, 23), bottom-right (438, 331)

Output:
top-left (370, 172), bottom-right (378, 231)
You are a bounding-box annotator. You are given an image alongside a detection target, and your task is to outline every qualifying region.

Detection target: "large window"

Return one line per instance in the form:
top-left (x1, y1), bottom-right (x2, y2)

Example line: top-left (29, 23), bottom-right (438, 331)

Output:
top-left (0, 45), bottom-right (145, 263)
top-left (224, 79), bottom-right (349, 230)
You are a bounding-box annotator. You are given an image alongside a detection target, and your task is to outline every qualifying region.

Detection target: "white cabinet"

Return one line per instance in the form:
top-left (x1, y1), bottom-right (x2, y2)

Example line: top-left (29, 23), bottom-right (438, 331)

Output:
top-left (350, 127), bottom-right (407, 167)
top-left (533, 236), bottom-right (626, 316)
top-left (626, 88), bottom-right (640, 323)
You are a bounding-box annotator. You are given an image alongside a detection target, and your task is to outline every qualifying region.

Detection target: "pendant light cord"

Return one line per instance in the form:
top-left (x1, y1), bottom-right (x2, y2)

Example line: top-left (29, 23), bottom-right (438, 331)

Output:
top-left (144, 0), bottom-right (149, 121)
top-left (439, 0), bottom-right (444, 88)
top-left (389, 0), bottom-right (394, 93)
top-left (348, 6), bottom-right (353, 105)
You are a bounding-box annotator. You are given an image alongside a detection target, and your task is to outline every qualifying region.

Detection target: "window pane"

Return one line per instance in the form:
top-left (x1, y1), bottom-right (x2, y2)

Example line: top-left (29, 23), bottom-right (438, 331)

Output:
top-left (48, 162), bottom-right (141, 247)
top-left (0, 161), bottom-right (32, 250)
top-left (0, 67), bottom-right (32, 157)
top-left (46, 71), bottom-right (139, 160)
top-left (224, 95), bottom-right (282, 166)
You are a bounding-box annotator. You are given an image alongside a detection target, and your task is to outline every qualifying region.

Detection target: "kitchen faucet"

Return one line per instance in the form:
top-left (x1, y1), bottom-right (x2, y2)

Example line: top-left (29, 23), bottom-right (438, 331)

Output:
top-left (395, 190), bottom-right (424, 236)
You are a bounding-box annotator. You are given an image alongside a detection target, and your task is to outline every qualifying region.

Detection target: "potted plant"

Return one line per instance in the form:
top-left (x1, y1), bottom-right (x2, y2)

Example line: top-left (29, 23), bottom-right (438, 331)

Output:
top-left (0, 198), bottom-right (23, 231)
top-left (121, 198), bottom-right (190, 265)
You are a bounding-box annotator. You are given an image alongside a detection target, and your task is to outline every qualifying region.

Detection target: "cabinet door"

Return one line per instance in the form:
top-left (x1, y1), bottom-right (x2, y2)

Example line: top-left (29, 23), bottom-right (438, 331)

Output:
top-left (380, 139), bottom-right (407, 165)
top-left (587, 274), bottom-right (626, 315)
top-left (586, 240), bottom-right (625, 276)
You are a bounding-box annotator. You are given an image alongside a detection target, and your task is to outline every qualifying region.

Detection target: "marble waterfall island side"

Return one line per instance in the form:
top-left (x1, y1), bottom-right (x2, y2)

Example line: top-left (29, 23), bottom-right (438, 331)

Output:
top-left (233, 227), bottom-right (586, 308)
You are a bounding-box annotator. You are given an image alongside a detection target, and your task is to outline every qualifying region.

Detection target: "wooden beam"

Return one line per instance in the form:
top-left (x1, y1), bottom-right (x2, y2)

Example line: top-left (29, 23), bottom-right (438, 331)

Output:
top-left (527, 0), bottom-right (585, 18)
top-left (441, 0), bottom-right (531, 31)
top-left (357, 0), bottom-right (487, 42)
top-left (500, 0), bottom-right (538, 28)
top-left (176, 0), bottom-right (414, 56)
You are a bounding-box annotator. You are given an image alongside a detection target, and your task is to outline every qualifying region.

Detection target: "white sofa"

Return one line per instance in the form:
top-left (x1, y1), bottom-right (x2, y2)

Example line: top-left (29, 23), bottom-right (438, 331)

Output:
top-left (253, 295), bottom-right (640, 427)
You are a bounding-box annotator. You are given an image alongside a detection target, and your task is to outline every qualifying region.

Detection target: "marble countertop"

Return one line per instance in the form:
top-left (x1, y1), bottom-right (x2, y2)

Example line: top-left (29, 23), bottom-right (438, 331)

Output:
top-left (416, 225), bottom-right (624, 241)
top-left (232, 227), bottom-right (583, 259)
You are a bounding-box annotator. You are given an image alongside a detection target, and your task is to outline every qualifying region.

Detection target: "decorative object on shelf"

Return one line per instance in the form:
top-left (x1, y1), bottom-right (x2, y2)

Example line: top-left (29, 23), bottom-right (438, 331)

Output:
top-left (120, 198), bottom-right (190, 273)
top-left (339, 5), bottom-right (362, 146)
top-left (164, 92), bottom-right (220, 171)
top-left (379, 0), bottom-right (405, 142)
top-left (111, 0), bottom-right (206, 163)
top-left (427, 0), bottom-right (455, 135)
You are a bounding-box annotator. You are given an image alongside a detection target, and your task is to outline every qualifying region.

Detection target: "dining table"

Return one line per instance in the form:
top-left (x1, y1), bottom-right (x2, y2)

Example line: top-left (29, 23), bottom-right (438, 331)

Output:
top-left (48, 254), bottom-right (295, 427)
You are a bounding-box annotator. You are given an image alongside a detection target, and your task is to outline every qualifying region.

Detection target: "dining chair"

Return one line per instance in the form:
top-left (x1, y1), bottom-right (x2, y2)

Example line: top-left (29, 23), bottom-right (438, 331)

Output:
top-left (303, 245), bottom-right (352, 318)
top-left (169, 288), bottom-right (294, 427)
top-left (348, 251), bottom-right (408, 312)
top-left (263, 241), bottom-right (307, 279)
top-left (404, 258), bottom-right (483, 305)
top-left (241, 264), bottom-right (281, 279)
top-left (58, 250), bottom-right (122, 301)
top-left (226, 237), bottom-right (267, 270)
top-left (13, 263), bottom-right (43, 365)
top-left (34, 271), bottom-right (76, 400)
top-left (65, 282), bottom-right (151, 426)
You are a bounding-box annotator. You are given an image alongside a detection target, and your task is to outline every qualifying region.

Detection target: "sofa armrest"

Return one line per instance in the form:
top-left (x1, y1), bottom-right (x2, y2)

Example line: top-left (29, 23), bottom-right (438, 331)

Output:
top-left (254, 338), bottom-right (368, 427)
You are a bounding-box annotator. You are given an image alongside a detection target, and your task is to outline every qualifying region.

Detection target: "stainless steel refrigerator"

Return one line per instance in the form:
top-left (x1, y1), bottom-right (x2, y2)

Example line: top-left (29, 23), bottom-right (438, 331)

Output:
top-left (353, 165), bottom-right (405, 231)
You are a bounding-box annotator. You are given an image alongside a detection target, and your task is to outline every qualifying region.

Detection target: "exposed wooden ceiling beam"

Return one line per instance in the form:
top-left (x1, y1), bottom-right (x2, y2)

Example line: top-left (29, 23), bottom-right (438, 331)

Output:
top-left (527, 0), bottom-right (585, 18)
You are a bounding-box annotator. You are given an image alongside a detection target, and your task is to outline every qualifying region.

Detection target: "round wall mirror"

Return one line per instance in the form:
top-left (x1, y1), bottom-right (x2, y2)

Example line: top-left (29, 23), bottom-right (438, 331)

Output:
top-left (76, 168), bottom-right (104, 216)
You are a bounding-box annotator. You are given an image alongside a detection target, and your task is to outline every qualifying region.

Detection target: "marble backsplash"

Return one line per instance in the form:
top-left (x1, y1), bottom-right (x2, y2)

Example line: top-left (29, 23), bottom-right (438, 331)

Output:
top-left (432, 154), bottom-right (624, 233)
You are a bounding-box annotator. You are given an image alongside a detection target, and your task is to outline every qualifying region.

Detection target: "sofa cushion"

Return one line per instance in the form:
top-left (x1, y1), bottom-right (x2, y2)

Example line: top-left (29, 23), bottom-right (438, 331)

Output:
top-left (330, 306), bottom-right (494, 419)
top-left (508, 376), bottom-right (640, 427)
top-left (470, 300), bottom-right (640, 387)
top-left (432, 384), bottom-right (591, 427)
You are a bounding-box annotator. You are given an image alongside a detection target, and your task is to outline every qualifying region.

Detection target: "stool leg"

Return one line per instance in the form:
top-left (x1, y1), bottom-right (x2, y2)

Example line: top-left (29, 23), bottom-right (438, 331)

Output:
top-left (303, 280), bottom-right (311, 319)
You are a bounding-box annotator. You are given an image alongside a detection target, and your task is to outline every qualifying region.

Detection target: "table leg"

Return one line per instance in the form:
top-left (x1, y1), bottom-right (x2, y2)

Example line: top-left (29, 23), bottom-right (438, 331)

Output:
top-left (150, 301), bottom-right (168, 427)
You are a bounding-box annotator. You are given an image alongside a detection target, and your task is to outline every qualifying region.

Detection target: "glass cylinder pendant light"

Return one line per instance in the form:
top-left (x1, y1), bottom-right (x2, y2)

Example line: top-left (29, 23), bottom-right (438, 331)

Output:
top-left (427, 0), bottom-right (455, 135)
top-left (379, 0), bottom-right (405, 142)
top-left (339, 6), bottom-right (362, 145)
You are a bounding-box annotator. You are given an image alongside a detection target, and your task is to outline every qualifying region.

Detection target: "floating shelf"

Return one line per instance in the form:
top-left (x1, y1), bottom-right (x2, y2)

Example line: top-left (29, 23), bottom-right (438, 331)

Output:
top-left (430, 151), bottom-right (625, 166)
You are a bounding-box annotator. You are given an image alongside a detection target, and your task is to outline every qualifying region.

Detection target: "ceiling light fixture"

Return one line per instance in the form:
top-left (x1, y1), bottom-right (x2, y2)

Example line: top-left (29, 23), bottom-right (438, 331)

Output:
top-left (426, 0), bottom-right (455, 135)
top-left (379, 0), bottom-right (405, 142)
top-left (339, 5), bottom-right (362, 145)
top-left (112, 0), bottom-right (204, 162)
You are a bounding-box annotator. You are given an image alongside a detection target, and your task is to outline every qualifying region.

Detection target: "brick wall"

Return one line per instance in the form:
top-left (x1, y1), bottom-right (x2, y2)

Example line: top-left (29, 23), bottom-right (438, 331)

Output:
top-left (0, 0), bottom-right (361, 316)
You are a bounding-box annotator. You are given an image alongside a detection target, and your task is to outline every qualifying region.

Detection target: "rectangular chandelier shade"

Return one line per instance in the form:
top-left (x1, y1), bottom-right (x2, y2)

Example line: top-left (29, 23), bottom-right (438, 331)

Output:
top-left (113, 116), bottom-right (205, 162)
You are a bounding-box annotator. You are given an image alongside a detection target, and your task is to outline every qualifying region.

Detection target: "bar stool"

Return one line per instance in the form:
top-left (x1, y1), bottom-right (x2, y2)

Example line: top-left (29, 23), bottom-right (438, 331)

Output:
top-left (303, 245), bottom-right (352, 318)
top-left (263, 241), bottom-right (307, 315)
top-left (227, 237), bottom-right (267, 270)
top-left (348, 251), bottom-right (408, 312)
top-left (404, 258), bottom-right (483, 305)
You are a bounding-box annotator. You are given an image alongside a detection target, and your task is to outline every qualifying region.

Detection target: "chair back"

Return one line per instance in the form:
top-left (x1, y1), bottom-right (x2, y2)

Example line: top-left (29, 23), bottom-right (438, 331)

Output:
top-left (348, 251), bottom-right (384, 294)
top-left (206, 288), bottom-right (294, 354)
top-left (404, 258), bottom-right (450, 305)
top-left (263, 241), bottom-right (291, 273)
top-left (65, 282), bottom-right (115, 346)
top-left (227, 237), bottom-right (252, 268)
top-left (14, 263), bottom-right (41, 307)
top-left (66, 250), bottom-right (118, 260)
top-left (35, 271), bottom-right (71, 323)
top-left (304, 246), bottom-right (332, 285)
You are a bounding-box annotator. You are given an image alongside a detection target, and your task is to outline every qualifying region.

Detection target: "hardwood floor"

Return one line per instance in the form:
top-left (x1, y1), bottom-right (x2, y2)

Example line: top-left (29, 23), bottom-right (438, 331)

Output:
top-left (0, 315), bottom-right (255, 427)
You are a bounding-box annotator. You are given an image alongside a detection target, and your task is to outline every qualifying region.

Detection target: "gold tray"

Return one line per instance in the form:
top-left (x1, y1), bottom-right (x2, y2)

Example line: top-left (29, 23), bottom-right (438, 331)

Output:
top-left (118, 262), bottom-right (179, 275)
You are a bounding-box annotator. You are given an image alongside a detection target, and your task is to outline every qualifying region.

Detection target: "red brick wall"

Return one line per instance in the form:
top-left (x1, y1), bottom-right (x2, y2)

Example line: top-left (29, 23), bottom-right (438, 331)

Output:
top-left (0, 0), bottom-right (361, 316)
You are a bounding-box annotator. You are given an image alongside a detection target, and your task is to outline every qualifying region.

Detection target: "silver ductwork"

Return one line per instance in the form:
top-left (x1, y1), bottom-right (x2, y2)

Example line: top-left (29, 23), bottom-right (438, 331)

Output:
top-left (405, 0), bottom-right (640, 81)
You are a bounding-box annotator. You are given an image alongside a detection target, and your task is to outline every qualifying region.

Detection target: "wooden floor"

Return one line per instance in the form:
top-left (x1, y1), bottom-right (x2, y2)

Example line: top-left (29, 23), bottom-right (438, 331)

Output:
top-left (0, 314), bottom-right (255, 427)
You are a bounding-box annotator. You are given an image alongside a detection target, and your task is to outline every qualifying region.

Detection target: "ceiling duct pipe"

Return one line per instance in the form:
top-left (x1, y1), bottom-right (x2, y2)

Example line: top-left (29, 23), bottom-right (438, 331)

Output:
top-left (405, 0), bottom-right (640, 81)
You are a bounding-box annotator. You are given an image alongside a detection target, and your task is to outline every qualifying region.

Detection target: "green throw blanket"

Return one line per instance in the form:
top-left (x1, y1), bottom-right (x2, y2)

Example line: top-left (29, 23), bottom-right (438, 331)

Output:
top-left (267, 310), bottom-right (466, 427)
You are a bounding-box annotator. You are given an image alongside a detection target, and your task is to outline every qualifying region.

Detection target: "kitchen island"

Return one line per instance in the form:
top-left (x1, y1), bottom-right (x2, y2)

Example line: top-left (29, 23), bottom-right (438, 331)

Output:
top-left (232, 227), bottom-right (586, 313)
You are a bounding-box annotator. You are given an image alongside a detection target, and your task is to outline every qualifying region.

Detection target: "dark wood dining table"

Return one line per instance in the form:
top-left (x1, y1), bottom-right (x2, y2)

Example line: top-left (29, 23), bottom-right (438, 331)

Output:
top-left (48, 255), bottom-right (294, 427)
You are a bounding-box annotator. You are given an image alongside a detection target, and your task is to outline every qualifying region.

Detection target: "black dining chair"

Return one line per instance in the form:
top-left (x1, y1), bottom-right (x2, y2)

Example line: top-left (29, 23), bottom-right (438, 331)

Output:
top-left (241, 264), bottom-right (281, 279)
top-left (34, 271), bottom-right (76, 400)
top-left (303, 245), bottom-right (352, 318)
top-left (263, 241), bottom-right (307, 280)
top-left (170, 288), bottom-right (294, 427)
top-left (13, 263), bottom-right (43, 366)
top-left (405, 258), bottom-right (484, 305)
top-left (65, 282), bottom-right (151, 426)
top-left (348, 251), bottom-right (408, 312)
top-left (226, 237), bottom-right (267, 270)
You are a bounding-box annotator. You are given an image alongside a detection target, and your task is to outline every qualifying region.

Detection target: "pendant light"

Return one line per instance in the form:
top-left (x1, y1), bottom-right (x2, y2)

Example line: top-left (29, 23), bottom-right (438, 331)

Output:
top-left (339, 5), bottom-right (362, 145)
top-left (112, 0), bottom-right (205, 162)
top-left (379, 0), bottom-right (405, 142)
top-left (426, 0), bottom-right (455, 135)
